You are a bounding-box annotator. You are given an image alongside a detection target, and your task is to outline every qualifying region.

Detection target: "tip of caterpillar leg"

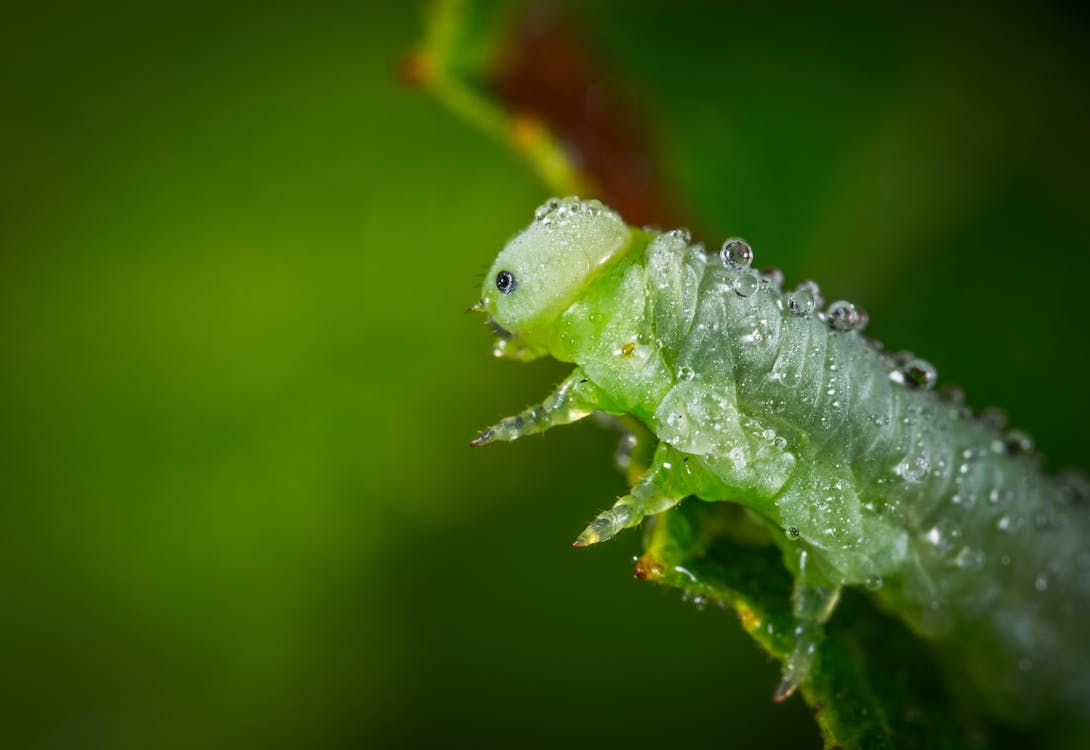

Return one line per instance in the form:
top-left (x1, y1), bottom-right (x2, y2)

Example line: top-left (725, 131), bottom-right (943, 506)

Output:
top-left (571, 530), bottom-right (597, 547)
top-left (572, 529), bottom-right (600, 547)
top-left (572, 518), bottom-right (614, 547)
top-left (469, 430), bottom-right (494, 447)
top-left (772, 678), bottom-right (798, 703)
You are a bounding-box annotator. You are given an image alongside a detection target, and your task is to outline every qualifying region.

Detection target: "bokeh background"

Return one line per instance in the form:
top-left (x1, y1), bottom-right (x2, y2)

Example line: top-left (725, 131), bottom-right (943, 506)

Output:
top-left (3, 1), bottom-right (1090, 748)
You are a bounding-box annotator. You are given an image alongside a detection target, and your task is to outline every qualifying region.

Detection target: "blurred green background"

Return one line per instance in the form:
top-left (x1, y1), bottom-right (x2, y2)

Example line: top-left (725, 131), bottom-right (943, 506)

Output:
top-left (3, 1), bottom-right (1089, 748)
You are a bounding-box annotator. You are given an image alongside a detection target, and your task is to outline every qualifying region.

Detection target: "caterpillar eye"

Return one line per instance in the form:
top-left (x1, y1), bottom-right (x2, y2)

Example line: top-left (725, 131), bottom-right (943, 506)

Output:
top-left (496, 270), bottom-right (516, 295)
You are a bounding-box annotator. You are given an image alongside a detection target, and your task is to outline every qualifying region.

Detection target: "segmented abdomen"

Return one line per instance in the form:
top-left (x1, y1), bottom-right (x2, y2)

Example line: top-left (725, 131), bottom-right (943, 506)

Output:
top-left (645, 234), bottom-right (1090, 719)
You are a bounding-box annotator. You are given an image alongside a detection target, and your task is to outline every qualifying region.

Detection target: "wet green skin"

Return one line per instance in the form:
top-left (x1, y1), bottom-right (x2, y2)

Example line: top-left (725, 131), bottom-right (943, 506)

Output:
top-left (472, 197), bottom-right (1090, 723)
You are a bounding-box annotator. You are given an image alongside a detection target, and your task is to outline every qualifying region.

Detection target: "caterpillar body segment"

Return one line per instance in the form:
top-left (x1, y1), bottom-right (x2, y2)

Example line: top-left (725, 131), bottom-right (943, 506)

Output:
top-left (471, 196), bottom-right (1090, 724)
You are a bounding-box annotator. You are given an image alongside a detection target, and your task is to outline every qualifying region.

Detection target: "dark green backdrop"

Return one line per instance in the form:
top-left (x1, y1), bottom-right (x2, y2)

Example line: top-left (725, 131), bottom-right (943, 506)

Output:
top-left (2, 1), bottom-right (1088, 748)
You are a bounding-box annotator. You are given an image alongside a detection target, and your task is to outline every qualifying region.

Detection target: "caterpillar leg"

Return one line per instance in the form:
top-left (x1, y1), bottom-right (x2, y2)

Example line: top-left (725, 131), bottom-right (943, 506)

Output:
top-left (775, 551), bottom-right (842, 702)
top-left (471, 368), bottom-right (602, 447)
top-left (573, 443), bottom-right (689, 547)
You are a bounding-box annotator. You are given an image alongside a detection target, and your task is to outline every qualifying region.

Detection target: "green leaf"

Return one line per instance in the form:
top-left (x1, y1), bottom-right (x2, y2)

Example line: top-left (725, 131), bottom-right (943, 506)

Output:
top-left (638, 501), bottom-right (1013, 749)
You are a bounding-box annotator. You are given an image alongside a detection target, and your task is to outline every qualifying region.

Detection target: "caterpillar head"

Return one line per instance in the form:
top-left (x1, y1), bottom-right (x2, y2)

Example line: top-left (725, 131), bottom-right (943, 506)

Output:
top-left (478, 196), bottom-right (632, 359)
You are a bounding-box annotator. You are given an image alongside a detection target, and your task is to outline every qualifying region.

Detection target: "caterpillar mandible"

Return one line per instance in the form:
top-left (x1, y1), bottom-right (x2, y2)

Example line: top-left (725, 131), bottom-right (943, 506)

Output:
top-left (469, 196), bottom-right (1090, 725)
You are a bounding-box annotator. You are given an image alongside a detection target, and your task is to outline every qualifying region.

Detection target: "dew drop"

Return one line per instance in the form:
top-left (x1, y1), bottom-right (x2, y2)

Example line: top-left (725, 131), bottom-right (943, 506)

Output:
top-left (667, 227), bottom-right (692, 243)
top-left (900, 358), bottom-right (937, 390)
top-left (801, 280), bottom-right (824, 308)
top-left (787, 291), bottom-right (814, 316)
top-left (1059, 470), bottom-right (1090, 506)
top-left (787, 526), bottom-right (801, 540)
top-left (855, 307), bottom-right (870, 331)
top-left (733, 272), bottom-right (759, 297)
top-left (954, 546), bottom-right (984, 571)
top-left (864, 574), bottom-right (883, 591)
top-left (938, 384), bottom-right (965, 404)
top-left (729, 446), bottom-right (747, 469)
top-left (760, 266), bottom-right (784, 287)
top-left (1034, 512), bottom-right (1056, 532)
top-left (1003, 430), bottom-right (1034, 455)
top-left (534, 196), bottom-right (562, 221)
top-left (1035, 574), bottom-right (1048, 592)
top-left (787, 281), bottom-right (822, 316)
top-left (894, 456), bottom-right (930, 484)
top-left (826, 300), bottom-right (864, 332)
top-left (720, 237), bottom-right (753, 268)
top-left (677, 366), bottom-right (696, 382)
top-left (979, 407), bottom-right (1009, 431)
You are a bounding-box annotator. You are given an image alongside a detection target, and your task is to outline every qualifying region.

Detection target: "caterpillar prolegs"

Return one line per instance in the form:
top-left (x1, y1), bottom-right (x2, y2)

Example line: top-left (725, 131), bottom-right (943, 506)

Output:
top-left (469, 196), bottom-right (1090, 724)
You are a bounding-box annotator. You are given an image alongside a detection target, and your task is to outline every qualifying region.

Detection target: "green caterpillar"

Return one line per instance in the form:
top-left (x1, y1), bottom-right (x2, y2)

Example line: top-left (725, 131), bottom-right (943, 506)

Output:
top-left (470, 196), bottom-right (1090, 724)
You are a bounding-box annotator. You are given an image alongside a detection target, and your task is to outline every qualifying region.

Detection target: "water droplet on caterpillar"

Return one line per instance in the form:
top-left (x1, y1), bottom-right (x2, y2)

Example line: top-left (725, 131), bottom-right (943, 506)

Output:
top-left (954, 546), bottom-right (985, 571)
top-left (760, 266), bottom-right (784, 288)
top-left (787, 281), bottom-right (822, 316)
top-left (900, 358), bottom-right (937, 390)
top-left (938, 384), bottom-right (965, 404)
top-left (720, 237), bottom-right (753, 268)
top-left (979, 407), bottom-right (1009, 431)
top-left (1058, 470), bottom-right (1090, 506)
top-left (729, 446), bottom-right (747, 469)
top-left (534, 197), bottom-right (562, 221)
top-left (895, 456), bottom-right (931, 483)
top-left (667, 227), bottom-right (692, 243)
top-left (1003, 429), bottom-right (1034, 455)
top-left (802, 280), bottom-right (824, 307)
top-left (787, 292), bottom-right (814, 316)
top-left (733, 272), bottom-right (759, 297)
top-left (1034, 512), bottom-right (1056, 532)
top-left (889, 349), bottom-right (916, 370)
top-left (677, 366), bottom-right (696, 382)
top-left (855, 307), bottom-right (870, 331)
top-left (826, 300), bottom-right (867, 332)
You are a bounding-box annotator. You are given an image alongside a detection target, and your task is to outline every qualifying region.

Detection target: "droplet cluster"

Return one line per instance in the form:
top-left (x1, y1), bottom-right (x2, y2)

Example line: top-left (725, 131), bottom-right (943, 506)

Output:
top-left (656, 222), bottom-right (1067, 512)
top-left (533, 195), bottom-right (612, 225)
